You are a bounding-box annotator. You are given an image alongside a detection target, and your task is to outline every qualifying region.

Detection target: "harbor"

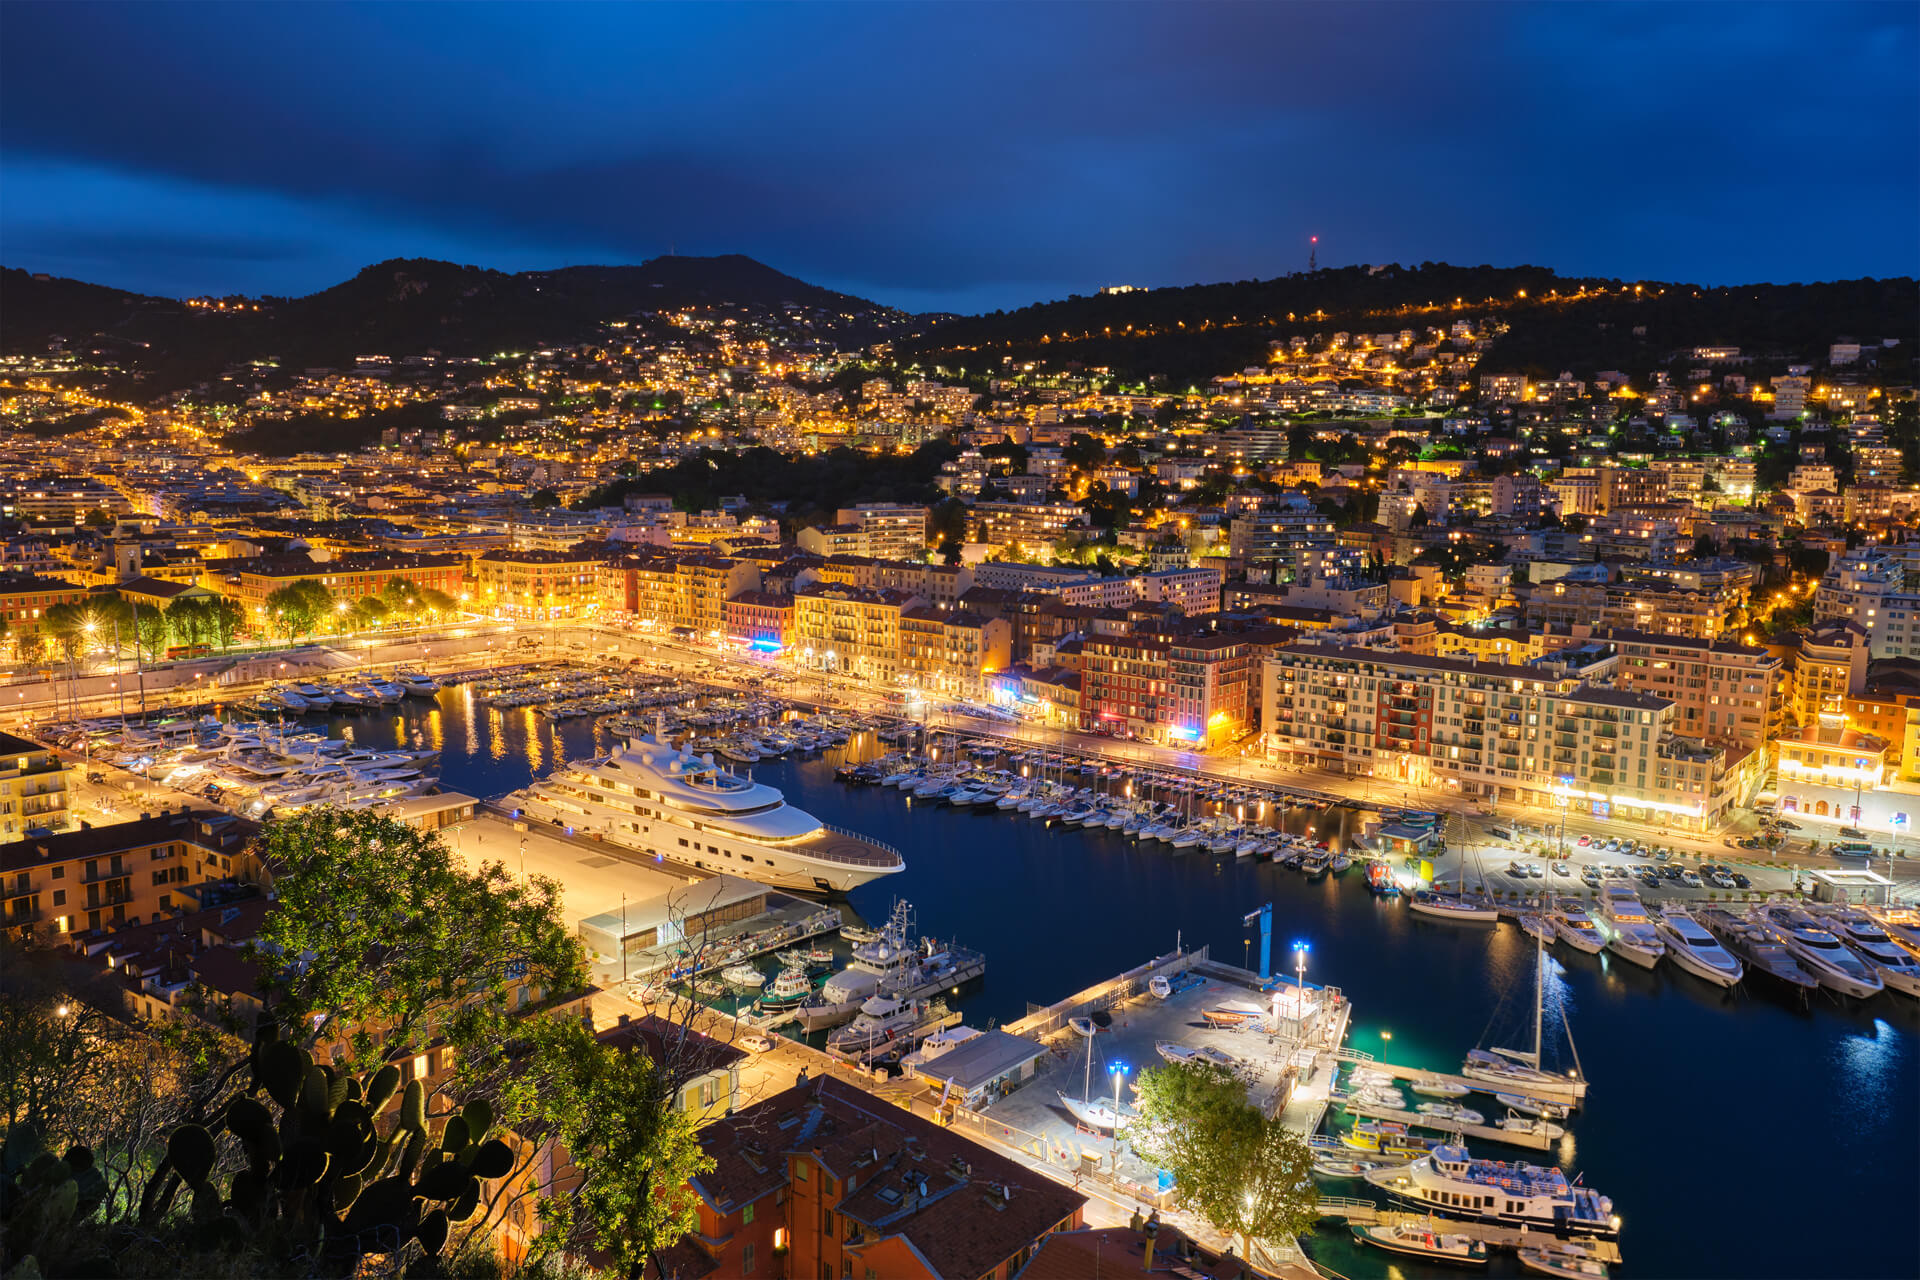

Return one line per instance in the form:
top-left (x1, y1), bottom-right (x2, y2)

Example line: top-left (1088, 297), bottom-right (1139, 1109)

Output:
top-left (14, 673), bottom-right (1919, 1279)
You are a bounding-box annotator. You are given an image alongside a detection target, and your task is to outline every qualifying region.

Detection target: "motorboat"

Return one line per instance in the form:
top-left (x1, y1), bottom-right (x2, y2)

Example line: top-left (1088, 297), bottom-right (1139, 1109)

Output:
top-left (1409, 891), bottom-right (1500, 923)
top-left (1200, 1003), bottom-right (1264, 1029)
top-left (900, 1025), bottom-right (985, 1075)
top-left (1517, 1245), bottom-right (1612, 1278)
top-left (506, 716), bottom-right (904, 894)
top-left (1594, 885), bottom-right (1665, 969)
top-left (1312, 1155), bottom-right (1389, 1179)
top-left (1410, 1078), bottom-right (1471, 1099)
top-left (1495, 1114), bottom-right (1566, 1141)
top-left (1652, 905), bottom-right (1743, 987)
top-left (1349, 1221), bottom-right (1488, 1266)
top-left (1341, 1120), bottom-right (1408, 1151)
top-left (1548, 901), bottom-right (1607, 955)
top-left (1697, 909), bottom-right (1820, 997)
top-left (1821, 907), bottom-right (1920, 998)
top-left (1754, 906), bottom-right (1885, 998)
top-left (824, 995), bottom-right (927, 1054)
top-left (1365, 1144), bottom-right (1616, 1239)
top-left (1492, 1092), bottom-right (1569, 1120)
top-left (395, 671), bottom-right (441, 696)
top-left (1416, 1102), bottom-right (1485, 1126)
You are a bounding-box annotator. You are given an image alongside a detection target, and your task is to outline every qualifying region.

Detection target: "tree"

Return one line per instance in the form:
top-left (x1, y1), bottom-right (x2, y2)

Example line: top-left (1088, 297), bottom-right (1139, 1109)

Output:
top-left (519, 1017), bottom-right (712, 1277)
top-left (84, 507), bottom-right (115, 530)
top-left (263, 579), bottom-right (335, 640)
top-left (529, 488), bottom-right (560, 509)
top-left (206, 597), bottom-right (244, 650)
top-left (1131, 1060), bottom-right (1318, 1258)
top-left (249, 808), bottom-right (585, 1071)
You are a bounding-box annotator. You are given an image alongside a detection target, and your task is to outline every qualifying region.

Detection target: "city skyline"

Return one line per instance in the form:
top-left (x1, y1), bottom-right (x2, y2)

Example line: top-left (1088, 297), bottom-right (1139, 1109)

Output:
top-left (2, 1), bottom-right (1916, 312)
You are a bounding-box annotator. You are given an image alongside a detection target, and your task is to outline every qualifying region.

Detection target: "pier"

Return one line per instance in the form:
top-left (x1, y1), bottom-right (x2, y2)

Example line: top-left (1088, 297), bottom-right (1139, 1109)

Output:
top-left (1339, 1051), bottom-right (1589, 1105)
top-left (1338, 1098), bottom-right (1558, 1151)
top-left (1314, 1196), bottom-right (1623, 1265)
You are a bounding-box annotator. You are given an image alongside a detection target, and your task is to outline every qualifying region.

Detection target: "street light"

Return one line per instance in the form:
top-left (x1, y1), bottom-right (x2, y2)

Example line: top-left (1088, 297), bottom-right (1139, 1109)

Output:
top-left (1292, 940), bottom-right (1309, 1011)
top-left (1107, 1060), bottom-right (1129, 1139)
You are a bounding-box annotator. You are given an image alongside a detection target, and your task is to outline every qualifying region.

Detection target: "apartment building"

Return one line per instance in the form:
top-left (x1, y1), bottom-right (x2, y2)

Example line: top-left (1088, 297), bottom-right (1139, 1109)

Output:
top-left (1814, 551), bottom-right (1920, 658)
top-left (681, 1076), bottom-right (1085, 1280)
top-left (833, 503), bottom-right (928, 560)
top-left (0, 731), bottom-right (74, 844)
top-left (200, 550), bottom-right (465, 617)
top-left (792, 584), bottom-right (920, 681)
top-left (809, 556), bottom-right (974, 610)
top-left (474, 547), bottom-right (601, 619)
top-left (1, 808), bottom-right (253, 937)
top-left (1524, 579), bottom-right (1728, 640)
top-left (1786, 621), bottom-right (1870, 729)
top-left (0, 572), bottom-right (90, 654)
top-left (1540, 625), bottom-right (1781, 752)
top-left (899, 607), bottom-right (1011, 698)
top-left (1262, 645), bottom-right (1759, 829)
top-left (968, 501), bottom-right (1084, 557)
top-left (1133, 564), bottom-right (1225, 615)
top-left (723, 590), bottom-right (794, 651)
top-left (597, 550), bottom-right (759, 634)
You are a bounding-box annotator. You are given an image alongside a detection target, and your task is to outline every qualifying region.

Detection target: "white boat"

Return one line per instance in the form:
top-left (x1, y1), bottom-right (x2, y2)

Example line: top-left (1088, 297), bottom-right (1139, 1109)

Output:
top-left (824, 995), bottom-right (927, 1054)
top-left (1409, 891), bottom-right (1500, 923)
top-left (1496, 1114), bottom-right (1567, 1141)
top-left (1149, 975), bottom-right (1173, 999)
top-left (1595, 884), bottom-right (1665, 968)
top-left (1364, 1144), bottom-right (1616, 1238)
top-left (1821, 907), bottom-right (1920, 998)
top-left (505, 715), bottom-right (904, 894)
top-left (1410, 1078), bottom-right (1471, 1099)
top-left (1755, 906), bottom-right (1885, 999)
top-left (1068, 1016), bottom-right (1098, 1037)
top-left (900, 1025), bottom-right (985, 1075)
top-left (1461, 934), bottom-right (1589, 1103)
top-left (1416, 1102), bottom-right (1485, 1126)
top-left (395, 671), bottom-right (440, 696)
top-left (721, 964), bottom-right (765, 989)
top-left (1548, 900), bottom-right (1607, 955)
top-left (1056, 1090), bottom-right (1136, 1132)
top-left (1492, 1092), bottom-right (1569, 1120)
top-left (1518, 1245), bottom-right (1611, 1278)
top-left (1349, 1221), bottom-right (1488, 1266)
top-left (1653, 905), bottom-right (1743, 988)
top-left (291, 683), bottom-right (335, 707)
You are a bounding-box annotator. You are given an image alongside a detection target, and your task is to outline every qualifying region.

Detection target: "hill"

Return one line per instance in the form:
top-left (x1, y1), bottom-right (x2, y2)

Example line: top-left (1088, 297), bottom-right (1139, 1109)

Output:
top-left (0, 254), bottom-right (903, 376)
top-left (904, 264), bottom-right (1920, 387)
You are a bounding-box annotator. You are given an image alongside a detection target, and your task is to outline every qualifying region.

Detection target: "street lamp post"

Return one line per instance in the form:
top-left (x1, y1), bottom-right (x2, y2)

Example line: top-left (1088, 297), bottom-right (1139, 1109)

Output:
top-left (1107, 1060), bottom-right (1129, 1168)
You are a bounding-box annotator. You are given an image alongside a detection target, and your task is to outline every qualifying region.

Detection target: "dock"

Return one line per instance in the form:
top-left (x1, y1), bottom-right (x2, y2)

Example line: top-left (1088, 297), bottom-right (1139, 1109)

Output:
top-left (1339, 1098), bottom-right (1557, 1151)
top-left (1341, 1052), bottom-right (1588, 1105)
top-left (1314, 1197), bottom-right (1623, 1265)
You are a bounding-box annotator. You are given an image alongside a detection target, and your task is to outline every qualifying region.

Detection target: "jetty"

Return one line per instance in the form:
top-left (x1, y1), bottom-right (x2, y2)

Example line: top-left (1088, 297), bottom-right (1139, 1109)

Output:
top-left (1314, 1196), bottom-right (1623, 1266)
top-left (1338, 1051), bottom-right (1588, 1105)
top-left (1339, 1098), bottom-right (1557, 1151)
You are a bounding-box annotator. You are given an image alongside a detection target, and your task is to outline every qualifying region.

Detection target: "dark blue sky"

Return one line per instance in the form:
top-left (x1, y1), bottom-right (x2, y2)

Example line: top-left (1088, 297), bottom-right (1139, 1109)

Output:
top-left (2, 1), bottom-right (1914, 313)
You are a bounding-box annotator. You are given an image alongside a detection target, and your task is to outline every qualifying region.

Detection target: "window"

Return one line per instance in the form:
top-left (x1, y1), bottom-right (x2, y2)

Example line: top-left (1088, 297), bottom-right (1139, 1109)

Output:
top-left (822, 1208), bottom-right (833, 1235)
top-left (52, 890), bottom-right (64, 906)
top-left (742, 1243), bottom-right (754, 1275)
top-left (794, 1160), bottom-right (809, 1182)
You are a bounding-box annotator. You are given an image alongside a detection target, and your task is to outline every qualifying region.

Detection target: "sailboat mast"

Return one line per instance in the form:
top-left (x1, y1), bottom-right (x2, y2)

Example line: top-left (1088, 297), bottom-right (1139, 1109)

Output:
top-left (1532, 932), bottom-right (1544, 1066)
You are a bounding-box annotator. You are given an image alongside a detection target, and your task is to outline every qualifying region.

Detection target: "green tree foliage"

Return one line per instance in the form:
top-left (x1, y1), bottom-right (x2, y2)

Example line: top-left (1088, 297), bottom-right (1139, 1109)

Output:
top-left (250, 808), bottom-right (585, 1070)
top-left (578, 443), bottom-right (957, 527)
top-left (518, 1018), bottom-right (712, 1277)
top-left (263, 578), bottom-right (336, 640)
top-left (1130, 1061), bottom-right (1318, 1256)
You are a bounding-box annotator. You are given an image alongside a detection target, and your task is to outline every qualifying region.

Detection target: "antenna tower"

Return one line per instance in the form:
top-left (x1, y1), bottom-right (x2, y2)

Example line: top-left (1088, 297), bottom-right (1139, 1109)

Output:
top-left (1309, 235), bottom-right (1318, 273)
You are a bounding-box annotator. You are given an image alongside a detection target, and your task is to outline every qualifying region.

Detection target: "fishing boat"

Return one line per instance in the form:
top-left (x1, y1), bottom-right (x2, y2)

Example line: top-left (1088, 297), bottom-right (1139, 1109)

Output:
top-left (1518, 1245), bottom-right (1611, 1278)
top-left (1342, 1120), bottom-right (1408, 1151)
top-left (1365, 1144), bottom-right (1617, 1239)
top-left (1652, 905), bottom-right (1744, 988)
top-left (1410, 891), bottom-right (1500, 923)
top-left (1349, 1221), bottom-right (1488, 1266)
top-left (721, 964), bottom-right (765, 989)
top-left (758, 967), bottom-right (817, 1009)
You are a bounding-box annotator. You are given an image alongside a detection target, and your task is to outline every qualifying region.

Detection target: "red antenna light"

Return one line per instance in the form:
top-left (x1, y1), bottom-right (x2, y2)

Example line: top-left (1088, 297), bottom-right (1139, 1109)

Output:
top-left (1308, 235), bottom-right (1318, 272)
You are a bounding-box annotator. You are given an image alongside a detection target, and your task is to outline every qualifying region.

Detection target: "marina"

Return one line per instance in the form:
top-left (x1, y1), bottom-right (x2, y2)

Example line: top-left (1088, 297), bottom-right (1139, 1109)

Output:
top-left (32, 677), bottom-right (1919, 1279)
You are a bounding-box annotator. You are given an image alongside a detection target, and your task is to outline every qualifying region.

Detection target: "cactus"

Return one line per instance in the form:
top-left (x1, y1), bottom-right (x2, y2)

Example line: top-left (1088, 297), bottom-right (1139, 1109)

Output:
top-left (142, 1024), bottom-right (517, 1274)
top-left (1, 1124), bottom-right (112, 1277)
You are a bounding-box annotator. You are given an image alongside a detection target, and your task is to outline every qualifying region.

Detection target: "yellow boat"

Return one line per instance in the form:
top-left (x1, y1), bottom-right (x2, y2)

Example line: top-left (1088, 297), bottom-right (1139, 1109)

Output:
top-left (1341, 1120), bottom-right (1408, 1151)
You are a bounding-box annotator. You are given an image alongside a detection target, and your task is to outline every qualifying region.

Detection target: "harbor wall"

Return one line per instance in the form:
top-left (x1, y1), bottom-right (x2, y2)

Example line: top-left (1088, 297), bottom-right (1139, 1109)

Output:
top-left (1003, 945), bottom-right (1206, 1039)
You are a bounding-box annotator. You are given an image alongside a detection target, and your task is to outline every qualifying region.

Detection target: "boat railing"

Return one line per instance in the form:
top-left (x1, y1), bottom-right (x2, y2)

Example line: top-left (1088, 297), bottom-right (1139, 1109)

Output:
top-left (1333, 1047), bottom-right (1377, 1064)
top-left (816, 823), bottom-right (903, 864)
top-left (1312, 1196), bottom-right (1381, 1219)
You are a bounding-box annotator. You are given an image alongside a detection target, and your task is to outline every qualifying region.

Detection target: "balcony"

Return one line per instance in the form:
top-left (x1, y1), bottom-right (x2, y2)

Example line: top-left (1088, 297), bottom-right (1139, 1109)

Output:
top-left (81, 864), bottom-right (132, 886)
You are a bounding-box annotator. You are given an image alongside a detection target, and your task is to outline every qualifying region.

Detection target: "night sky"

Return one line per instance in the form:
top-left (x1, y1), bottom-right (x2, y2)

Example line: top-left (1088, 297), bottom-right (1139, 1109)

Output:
top-left (2, 1), bottom-right (1914, 312)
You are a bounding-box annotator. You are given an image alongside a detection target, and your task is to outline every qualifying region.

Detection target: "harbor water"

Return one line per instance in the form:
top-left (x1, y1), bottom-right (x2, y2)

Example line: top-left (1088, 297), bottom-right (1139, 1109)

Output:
top-left (304, 691), bottom-right (1919, 1280)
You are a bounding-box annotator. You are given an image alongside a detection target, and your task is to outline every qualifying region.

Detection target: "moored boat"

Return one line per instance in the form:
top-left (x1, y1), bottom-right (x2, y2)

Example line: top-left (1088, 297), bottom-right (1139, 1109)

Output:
top-left (1349, 1221), bottom-right (1488, 1266)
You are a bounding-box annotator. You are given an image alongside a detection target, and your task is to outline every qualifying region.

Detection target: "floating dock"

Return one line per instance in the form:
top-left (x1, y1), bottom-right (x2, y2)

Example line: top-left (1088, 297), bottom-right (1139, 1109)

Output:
top-left (1338, 1098), bottom-right (1558, 1151)
top-left (1345, 1054), bottom-right (1588, 1105)
top-left (1315, 1197), bottom-right (1623, 1266)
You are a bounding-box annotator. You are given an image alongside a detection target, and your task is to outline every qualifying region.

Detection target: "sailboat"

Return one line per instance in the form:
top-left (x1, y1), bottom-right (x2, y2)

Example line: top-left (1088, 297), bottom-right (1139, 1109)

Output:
top-left (1462, 931), bottom-right (1588, 1103)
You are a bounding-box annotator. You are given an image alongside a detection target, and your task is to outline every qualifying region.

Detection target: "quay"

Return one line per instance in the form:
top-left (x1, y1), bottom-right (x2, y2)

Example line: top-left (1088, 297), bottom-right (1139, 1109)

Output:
top-left (1344, 1054), bottom-right (1589, 1105)
top-left (1313, 1196), bottom-right (1623, 1266)
top-left (1338, 1098), bottom-right (1556, 1151)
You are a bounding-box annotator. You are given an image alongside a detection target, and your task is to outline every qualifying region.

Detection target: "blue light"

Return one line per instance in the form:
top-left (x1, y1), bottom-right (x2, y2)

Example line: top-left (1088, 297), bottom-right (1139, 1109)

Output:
top-left (1292, 940), bottom-right (1310, 953)
top-left (749, 639), bottom-right (783, 653)
top-left (1108, 1060), bottom-right (1129, 1076)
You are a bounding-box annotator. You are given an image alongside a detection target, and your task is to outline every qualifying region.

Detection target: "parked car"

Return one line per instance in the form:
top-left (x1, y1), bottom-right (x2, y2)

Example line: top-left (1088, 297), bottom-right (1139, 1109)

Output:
top-left (1730, 872), bottom-right (1752, 889)
top-left (1680, 870), bottom-right (1704, 888)
top-left (1710, 870), bottom-right (1738, 889)
top-left (1654, 848), bottom-right (1672, 861)
top-left (739, 1034), bottom-right (775, 1053)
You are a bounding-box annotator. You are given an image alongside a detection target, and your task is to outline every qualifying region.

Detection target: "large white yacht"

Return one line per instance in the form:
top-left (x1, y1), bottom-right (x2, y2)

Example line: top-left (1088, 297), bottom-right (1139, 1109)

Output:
top-left (504, 719), bottom-right (905, 894)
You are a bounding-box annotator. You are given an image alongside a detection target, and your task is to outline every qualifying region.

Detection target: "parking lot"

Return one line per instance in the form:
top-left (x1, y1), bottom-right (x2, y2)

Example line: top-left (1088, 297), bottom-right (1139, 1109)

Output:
top-left (1443, 825), bottom-right (1801, 902)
